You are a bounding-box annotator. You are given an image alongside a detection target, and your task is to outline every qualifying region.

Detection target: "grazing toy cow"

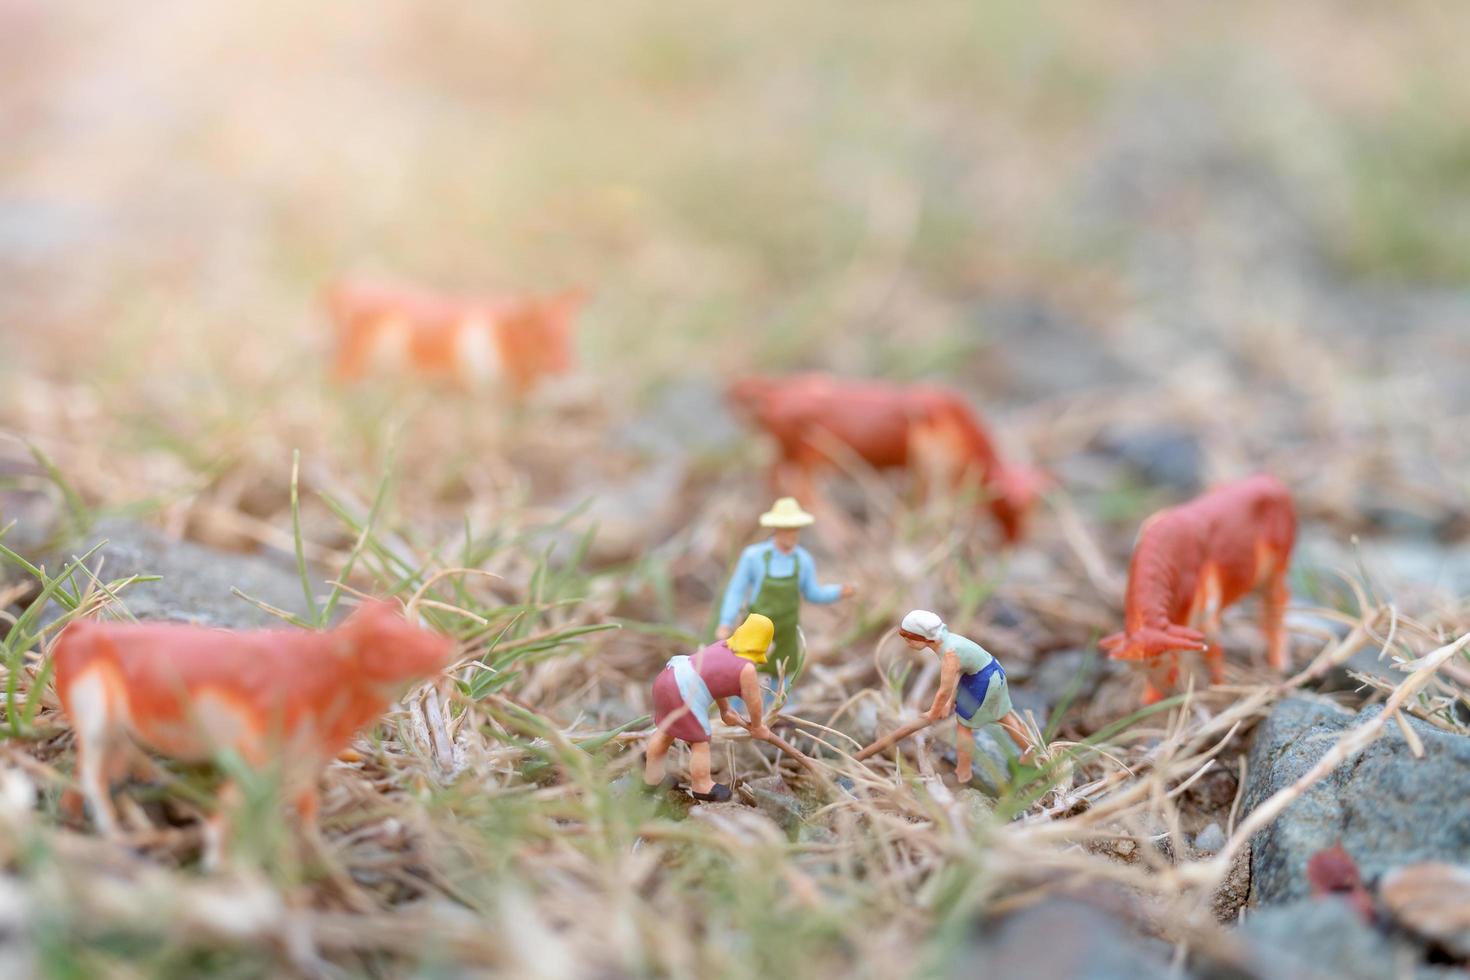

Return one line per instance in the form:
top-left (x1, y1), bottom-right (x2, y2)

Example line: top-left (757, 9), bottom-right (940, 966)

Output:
top-left (727, 373), bottom-right (1047, 543)
top-left (1100, 474), bottom-right (1296, 705)
top-left (54, 601), bottom-right (451, 854)
top-left (324, 278), bottom-right (582, 395)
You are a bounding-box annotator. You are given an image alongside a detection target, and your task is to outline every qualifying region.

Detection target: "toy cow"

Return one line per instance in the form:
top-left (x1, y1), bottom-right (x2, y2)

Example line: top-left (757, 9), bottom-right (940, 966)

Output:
top-left (324, 278), bottom-right (582, 395)
top-left (54, 601), bottom-right (451, 853)
top-left (1100, 474), bottom-right (1296, 704)
top-left (727, 374), bottom-right (1046, 542)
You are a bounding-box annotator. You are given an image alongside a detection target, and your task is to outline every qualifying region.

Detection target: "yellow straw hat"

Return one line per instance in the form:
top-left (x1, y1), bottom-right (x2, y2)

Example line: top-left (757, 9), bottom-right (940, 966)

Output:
top-left (758, 497), bottom-right (815, 529)
top-left (727, 613), bottom-right (774, 663)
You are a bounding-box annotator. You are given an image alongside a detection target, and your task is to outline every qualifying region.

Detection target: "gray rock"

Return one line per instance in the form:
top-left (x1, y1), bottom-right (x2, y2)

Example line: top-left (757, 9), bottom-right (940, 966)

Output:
top-left (611, 378), bottom-right (742, 460)
top-left (46, 518), bottom-right (318, 628)
top-left (1028, 648), bottom-right (1105, 713)
top-left (1242, 695), bottom-right (1470, 906)
top-left (548, 459), bottom-right (686, 564)
top-left (942, 726), bottom-right (1021, 797)
top-left (954, 897), bottom-right (1178, 980)
top-left (1096, 425), bottom-right (1204, 495)
top-left (1194, 822), bottom-right (1226, 855)
top-left (967, 296), bottom-right (1140, 401)
top-left (1298, 530), bottom-right (1470, 604)
top-left (0, 452), bottom-right (66, 561)
top-left (743, 774), bottom-right (807, 835)
top-left (1237, 898), bottom-right (1460, 980)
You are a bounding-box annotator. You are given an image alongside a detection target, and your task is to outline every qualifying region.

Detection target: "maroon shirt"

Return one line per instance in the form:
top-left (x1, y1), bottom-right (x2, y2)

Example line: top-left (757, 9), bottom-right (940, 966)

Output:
top-left (651, 641), bottom-right (752, 744)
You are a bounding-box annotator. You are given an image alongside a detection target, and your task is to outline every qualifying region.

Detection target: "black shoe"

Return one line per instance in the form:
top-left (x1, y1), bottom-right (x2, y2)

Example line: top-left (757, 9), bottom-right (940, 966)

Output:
top-left (689, 783), bottom-right (732, 803)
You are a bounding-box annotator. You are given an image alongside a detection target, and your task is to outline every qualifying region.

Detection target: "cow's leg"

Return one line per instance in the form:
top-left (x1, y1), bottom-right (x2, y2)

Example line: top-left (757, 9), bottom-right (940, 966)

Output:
top-left (66, 671), bottom-right (124, 836)
top-left (1192, 567), bottom-right (1226, 685)
top-left (202, 780), bottom-right (242, 871)
top-left (293, 786), bottom-right (320, 829)
top-left (1141, 655), bottom-right (1179, 706)
top-left (1262, 566), bottom-right (1290, 671)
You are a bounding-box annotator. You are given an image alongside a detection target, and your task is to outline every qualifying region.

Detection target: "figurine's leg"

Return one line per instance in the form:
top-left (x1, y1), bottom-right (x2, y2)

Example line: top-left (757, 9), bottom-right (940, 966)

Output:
top-left (996, 712), bottom-right (1034, 764)
top-left (954, 726), bottom-right (974, 783)
top-left (643, 730), bottom-right (675, 786)
top-left (1263, 568), bottom-right (1290, 671)
top-left (688, 742), bottom-right (715, 796)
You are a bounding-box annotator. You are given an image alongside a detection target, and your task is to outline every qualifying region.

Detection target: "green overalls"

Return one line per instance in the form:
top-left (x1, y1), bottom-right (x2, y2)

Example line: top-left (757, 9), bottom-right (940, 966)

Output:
top-left (748, 549), bottom-right (803, 684)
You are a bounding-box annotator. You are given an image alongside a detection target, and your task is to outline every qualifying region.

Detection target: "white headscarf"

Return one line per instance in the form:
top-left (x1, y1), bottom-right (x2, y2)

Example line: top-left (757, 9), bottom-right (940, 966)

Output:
top-left (900, 609), bottom-right (946, 642)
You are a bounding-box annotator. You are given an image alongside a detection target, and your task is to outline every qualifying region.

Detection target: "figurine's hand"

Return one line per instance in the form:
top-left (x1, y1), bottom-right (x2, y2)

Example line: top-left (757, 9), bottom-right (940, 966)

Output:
top-left (840, 584), bottom-right (856, 599)
top-left (716, 624), bottom-right (734, 641)
top-left (719, 708), bottom-right (742, 727)
top-left (926, 705), bottom-right (950, 723)
top-left (747, 723), bottom-right (773, 742)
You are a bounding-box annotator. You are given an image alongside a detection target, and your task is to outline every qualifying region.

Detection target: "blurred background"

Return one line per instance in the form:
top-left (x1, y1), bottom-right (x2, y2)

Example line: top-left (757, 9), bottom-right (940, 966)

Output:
top-left (4, 0), bottom-right (1467, 502)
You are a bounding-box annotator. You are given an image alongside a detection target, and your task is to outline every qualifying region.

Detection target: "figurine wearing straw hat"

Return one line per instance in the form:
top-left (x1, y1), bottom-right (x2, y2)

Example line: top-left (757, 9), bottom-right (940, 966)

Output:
top-left (717, 497), bottom-right (854, 692)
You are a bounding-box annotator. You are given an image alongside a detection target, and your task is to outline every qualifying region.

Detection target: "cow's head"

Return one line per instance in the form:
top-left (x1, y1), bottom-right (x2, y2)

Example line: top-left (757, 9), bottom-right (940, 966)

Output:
top-left (1099, 623), bottom-right (1207, 662)
top-left (725, 376), bottom-right (781, 420)
top-left (340, 601), bottom-right (453, 694)
top-left (499, 290), bottom-right (584, 390)
top-left (988, 465), bottom-right (1050, 543)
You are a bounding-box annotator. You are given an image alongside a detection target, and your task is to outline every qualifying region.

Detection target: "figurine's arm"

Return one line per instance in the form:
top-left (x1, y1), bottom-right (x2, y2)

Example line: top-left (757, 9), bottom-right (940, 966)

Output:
top-left (796, 550), bottom-right (848, 604)
top-left (927, 651), bottom-right (961, 721)
top-left (738, 664), bottom-right (769, 737)
top-left (716, 698), bottom-right (741, 728)
top-left (718, 549), bottom-right (760, 629)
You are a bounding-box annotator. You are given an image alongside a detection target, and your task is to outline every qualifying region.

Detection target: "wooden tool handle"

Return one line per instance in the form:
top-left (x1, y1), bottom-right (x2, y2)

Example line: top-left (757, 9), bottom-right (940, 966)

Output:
top-left (854, 716), bottom-right (935, 761)
top-left (751, 728), bottom-right (824, 778)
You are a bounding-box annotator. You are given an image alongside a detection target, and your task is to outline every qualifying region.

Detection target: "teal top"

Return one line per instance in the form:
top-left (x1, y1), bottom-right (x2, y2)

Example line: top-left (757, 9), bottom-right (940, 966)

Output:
top-left (940, 628), bottom-right (996, 675)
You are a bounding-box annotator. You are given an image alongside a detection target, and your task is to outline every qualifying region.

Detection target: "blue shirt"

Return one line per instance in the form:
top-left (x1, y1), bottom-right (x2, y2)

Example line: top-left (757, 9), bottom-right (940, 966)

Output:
top-left (719, 539), bottom-right (842, 627)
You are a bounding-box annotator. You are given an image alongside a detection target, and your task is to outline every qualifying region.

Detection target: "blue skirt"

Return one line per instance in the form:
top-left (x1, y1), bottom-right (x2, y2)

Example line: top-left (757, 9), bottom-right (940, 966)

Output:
top-left (955, 660), bottom-right (1012, 729)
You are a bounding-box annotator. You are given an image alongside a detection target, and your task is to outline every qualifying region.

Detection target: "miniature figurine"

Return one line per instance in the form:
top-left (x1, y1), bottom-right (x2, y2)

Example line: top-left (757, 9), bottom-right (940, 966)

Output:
top-left (727, 373), bottom-right (1047, 542)
top-left (858, 610), bottom-right (1031, 779)
top-left (644, 613), bottom-right (776, 801)
top-left (54, 601), bottom-right (451, 855)
top-left (717, 497), bottom-right (854, 694)
top-left (324, 278), bottom-right (583, 394)
top-left (1100, 474), bottom-right (1296, 705)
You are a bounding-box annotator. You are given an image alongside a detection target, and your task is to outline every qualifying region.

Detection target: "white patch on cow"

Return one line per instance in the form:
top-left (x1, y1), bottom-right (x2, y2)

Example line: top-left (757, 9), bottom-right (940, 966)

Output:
top-left (190, 688), bottom-right (261, 757)
top-left (455, 315), bottom-right (502, 386)
top-left (368, 316), bottom-right (412, 373)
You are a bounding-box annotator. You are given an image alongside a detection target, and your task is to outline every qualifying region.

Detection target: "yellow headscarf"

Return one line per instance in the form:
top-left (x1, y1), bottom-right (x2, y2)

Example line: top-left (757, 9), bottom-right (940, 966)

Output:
top-left (727, 613), bottom-right (774, 664)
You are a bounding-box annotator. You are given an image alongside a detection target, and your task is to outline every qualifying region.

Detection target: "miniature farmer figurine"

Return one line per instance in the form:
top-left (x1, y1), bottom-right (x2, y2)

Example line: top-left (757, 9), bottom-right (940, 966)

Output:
top-left (886, 610), bottom-right (1032, 780)
top-left (645, 613), bottom-right (776, 802)
top-left (717, 497), bottom-right (854, 689)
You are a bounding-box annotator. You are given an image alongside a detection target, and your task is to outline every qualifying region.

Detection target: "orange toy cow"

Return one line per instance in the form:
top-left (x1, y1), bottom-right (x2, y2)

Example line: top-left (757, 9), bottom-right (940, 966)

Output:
top-left (324, 279), bottom-right (582, 395)
top-left (54, 601), bottom-right (451, 851)
top-left (1100, 474), bottom-right (1296, 705)
top-left (727, 374), bottom-right (1047, 542)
